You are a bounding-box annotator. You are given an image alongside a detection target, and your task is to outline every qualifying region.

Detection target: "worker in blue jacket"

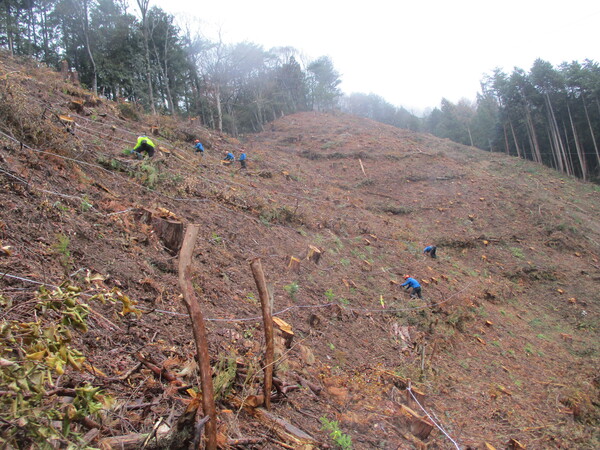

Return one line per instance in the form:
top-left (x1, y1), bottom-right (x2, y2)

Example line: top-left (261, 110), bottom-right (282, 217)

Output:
top-left (423, 245), bottom-right (437, 258)
top-left (222, 151), bottom-right (235, 166)
top-left (401, 275), bottom-right (422, 299)
top-left (239, 151), bottom-right (247, 169)
top-left (193, 140), bottom-right (204, 155)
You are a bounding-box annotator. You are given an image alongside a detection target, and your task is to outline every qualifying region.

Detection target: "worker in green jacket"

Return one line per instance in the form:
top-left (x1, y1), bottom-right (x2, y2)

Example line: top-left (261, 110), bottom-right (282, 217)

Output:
top-left (131, 136), bottom-right (155, 159)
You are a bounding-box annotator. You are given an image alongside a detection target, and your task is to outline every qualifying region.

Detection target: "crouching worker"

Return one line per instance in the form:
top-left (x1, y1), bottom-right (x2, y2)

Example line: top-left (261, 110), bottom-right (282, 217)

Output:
top-left (401, 275), bottom-right (422, 299)
top-left (423, 245), bottom-right (437, 258)
top-left (131, 136), bottom-right (155, 159)
top-left (239, 151), bottom-right (247, 169)
top-left (194, 140), bottom-right (204, 155)
top-left (222, 151), bottom-right (235, 166)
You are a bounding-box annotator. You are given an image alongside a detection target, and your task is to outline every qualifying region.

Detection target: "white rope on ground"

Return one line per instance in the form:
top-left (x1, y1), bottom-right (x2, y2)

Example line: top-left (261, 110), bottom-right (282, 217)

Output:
top-left (0, 272), bottom-right (469, 323)
top-left (407, 382), bottom-right (461, 449)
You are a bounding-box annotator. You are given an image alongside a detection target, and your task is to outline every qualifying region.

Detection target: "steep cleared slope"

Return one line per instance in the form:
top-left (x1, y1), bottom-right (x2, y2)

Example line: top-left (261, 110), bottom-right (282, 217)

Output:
top-left (0, 54), bottom-right (598, 449)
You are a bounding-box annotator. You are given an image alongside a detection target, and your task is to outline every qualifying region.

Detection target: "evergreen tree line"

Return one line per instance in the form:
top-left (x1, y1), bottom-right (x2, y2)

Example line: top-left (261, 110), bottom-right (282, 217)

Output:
top-left (338, 59), bottom-right (600, 183)
top-left (0, 0), bottom-right (343, 134)
top-left (423, 59), bottom-right (600, 182)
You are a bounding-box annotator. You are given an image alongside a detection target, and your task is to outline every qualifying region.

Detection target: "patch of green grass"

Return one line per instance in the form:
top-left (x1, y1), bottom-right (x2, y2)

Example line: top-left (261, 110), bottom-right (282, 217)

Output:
top-left (97, 156), bottom-right (125, 172)
top-left (509, 247), bottom-right (525, 259)
top-left (380, 204), bottom-right (413, 215)
top-left (324, 289), bottom-right (336, 302)
top-left (355, 178), bottom-right (374, 188)
top-left (283, 282), bottom-right (299, 301)
top-left (245, 292), bottom-right (257, 305)
top-left (340, 258), bottom-right (350, 267)
top-left (524, 343), bottom-right (535, 355)
top-left (528, 318), bottom-right (543, 328)
top-left (321, 141), bottom-right (334, 150)
top-left (80, 195), bottom-right (92, 212)
top-left (332, 236), bottom-right (344, 251)
top-left (52, 233), bottom-right (71, 270)
top-left (53, 201), bottom-right (69, 212)
top-left (320, 417), bottom-right (352, 449)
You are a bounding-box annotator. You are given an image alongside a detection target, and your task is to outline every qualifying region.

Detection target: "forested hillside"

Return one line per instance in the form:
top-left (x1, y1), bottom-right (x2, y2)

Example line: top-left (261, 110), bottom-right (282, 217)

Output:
top-left (2, 1), bottom-right (599, 183)
top-left (425, 60), bottom-right (600, 182)
top-left (1, 52), bottom-right (599, 449)
top-left (0, 0), bottom-right (345, 133)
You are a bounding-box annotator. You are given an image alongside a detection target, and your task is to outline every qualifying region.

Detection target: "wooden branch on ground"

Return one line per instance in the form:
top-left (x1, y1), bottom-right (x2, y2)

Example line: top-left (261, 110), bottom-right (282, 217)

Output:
top-left (250, 258), bottom-right (274, 410)
top-left (134, 352), bottom-right (182, 385)
top-left (229, 397), bottom-right (319, 447)
top-left (98, 429), bottom-right (170, 450)
top-left (227, 437), bottom-right (264, 446)
top-left (359, 158), bottom-right (367, 177)
top-left (192, 415), bottom-right (211, 450)
top-left (178, 224), bottom-right (217, 450)
top-left (291, 372), bottom-right (322, 397)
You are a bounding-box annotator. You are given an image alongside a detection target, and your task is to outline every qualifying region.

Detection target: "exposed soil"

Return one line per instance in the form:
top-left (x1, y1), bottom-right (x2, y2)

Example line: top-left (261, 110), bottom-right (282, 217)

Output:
top-left (0, 53), bottom-right (599, 449)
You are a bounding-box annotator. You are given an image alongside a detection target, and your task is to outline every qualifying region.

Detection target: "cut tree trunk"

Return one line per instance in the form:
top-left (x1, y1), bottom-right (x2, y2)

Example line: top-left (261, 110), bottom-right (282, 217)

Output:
top-left (178, 224), bottom-right (217, 450)
top-left (250, 258), bottom-right (274, 410)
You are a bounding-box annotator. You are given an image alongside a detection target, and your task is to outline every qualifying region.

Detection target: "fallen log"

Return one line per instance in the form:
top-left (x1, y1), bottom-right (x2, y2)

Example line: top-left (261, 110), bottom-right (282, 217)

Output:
top-left (291, 372), bottom-right (322, 397)
top-left (228, 397), bottom-right (319, 448)
top-left (134, 352), bottom-right (182, 385)
top-left (227, 437), bottom-right (264, 446)
top-left (98, 429), bottom-right (169, 450)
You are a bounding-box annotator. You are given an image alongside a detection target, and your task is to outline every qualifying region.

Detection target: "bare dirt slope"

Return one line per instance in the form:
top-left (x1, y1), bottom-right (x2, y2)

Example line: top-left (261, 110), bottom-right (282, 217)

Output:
top-left (1, 53), bottom-right (599, 449)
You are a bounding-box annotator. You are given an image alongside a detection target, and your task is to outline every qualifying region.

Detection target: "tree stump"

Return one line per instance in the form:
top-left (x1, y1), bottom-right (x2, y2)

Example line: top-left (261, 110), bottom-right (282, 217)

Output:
top-left (305, 245), bottom-right (322, 264)
top-left (287, 256), bottom-right (301, 273)
top-left (273, 317), bottom-right (294, 349)
top-left (152, 216), bottom-right (184, 255)
top-left (133, 208), bottom-right (184, 255)
top-left (399, 404), bottom-right (434, 441)
top-left (68, 99), bottom-right (84, 113)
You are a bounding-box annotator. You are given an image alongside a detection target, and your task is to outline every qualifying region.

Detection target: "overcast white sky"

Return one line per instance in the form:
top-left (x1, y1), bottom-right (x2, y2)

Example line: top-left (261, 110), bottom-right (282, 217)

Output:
top-left (142, 0), bottom-right (600, 115)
